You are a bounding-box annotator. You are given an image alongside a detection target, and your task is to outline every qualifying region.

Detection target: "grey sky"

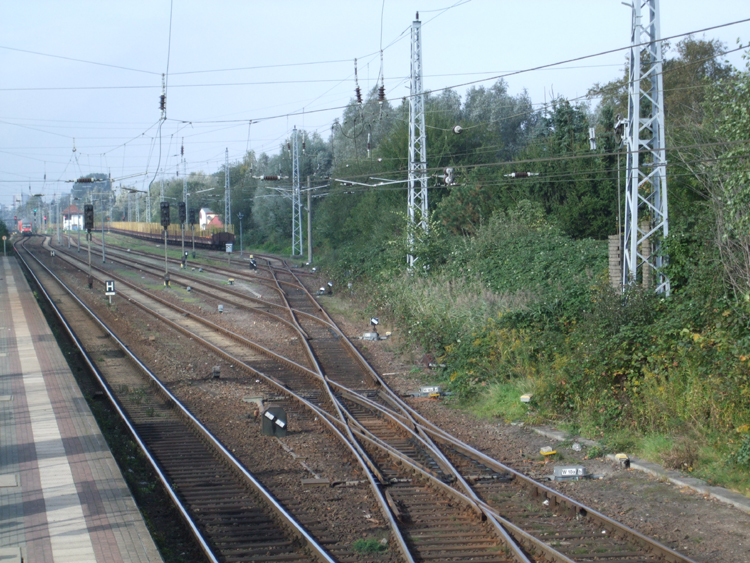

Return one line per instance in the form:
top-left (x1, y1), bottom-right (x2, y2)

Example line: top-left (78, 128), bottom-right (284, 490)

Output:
top-left (1, 0), bottom-right (748, 205)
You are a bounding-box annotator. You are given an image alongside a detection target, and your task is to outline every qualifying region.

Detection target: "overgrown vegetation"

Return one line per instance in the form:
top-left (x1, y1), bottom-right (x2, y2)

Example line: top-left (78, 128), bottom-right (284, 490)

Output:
top-left (310, 39), bottom-right (750, 494)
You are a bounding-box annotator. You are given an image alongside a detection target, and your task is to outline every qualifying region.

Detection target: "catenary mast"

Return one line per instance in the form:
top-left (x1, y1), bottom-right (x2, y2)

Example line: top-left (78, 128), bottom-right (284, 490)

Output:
top-left (622, 0), bottom-right (669, 294)
top-left (291, 126), bottom-right (303, 256)
top-left (407, 12), bottom-right (428, 269)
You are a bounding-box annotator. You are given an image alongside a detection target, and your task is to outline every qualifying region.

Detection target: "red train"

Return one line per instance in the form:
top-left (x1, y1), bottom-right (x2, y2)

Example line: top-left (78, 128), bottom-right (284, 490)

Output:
top-left (18, 220), bottom-right (32, 236)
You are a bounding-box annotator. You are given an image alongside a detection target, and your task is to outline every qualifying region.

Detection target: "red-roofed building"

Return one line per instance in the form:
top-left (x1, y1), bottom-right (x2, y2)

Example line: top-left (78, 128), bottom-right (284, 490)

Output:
top-left (206, 215), bottom-right (223, 229)
top-left (62, 205), bottom-right (83, 230)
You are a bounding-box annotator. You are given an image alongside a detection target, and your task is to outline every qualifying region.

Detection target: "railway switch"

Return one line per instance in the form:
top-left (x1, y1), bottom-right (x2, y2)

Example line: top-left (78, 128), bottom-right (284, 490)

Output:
top-left (218, 305), bottom-right (224, 313)
top-left (212, 365), bottom-right (220, 378)
top-left (228, 278), bottom-right (234, 285)
top-left (261, 406), bottom-right (287, 437)
top-left (164, 274), bottom-right (170, 287)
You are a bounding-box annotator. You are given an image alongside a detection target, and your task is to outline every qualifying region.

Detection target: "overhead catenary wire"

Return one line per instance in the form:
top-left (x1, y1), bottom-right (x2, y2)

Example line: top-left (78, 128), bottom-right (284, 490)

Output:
top-left (2, 13), bottom-right (748, 196)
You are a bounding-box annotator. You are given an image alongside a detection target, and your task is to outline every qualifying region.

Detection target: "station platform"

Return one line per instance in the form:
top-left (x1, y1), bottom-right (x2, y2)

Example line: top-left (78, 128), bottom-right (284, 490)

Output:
top-left (0, 256), bottom-right (163, 563)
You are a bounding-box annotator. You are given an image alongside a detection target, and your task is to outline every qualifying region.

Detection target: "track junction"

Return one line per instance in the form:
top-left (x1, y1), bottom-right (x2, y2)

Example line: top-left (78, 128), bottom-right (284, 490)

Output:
top-left (15, 232), bottom-right (701, 563)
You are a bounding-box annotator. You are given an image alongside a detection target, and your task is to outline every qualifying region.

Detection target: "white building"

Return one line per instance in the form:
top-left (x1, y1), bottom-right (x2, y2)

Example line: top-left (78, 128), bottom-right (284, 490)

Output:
top-left (199, 208), bottom-right (219, 230)
top-left (62, 205), bottom-right (84, 230)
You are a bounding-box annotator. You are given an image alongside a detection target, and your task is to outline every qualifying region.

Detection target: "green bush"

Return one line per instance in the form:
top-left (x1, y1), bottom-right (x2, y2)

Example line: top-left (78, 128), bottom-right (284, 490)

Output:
top-left (352, 538), bottom-right (387, 553)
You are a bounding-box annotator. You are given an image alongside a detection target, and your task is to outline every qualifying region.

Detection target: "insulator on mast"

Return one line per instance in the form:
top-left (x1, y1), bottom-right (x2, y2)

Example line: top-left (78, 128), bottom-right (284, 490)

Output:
top-left (354, 58), bottom-right (363, 104)
top-left (503, 172), bottom-right (539, 178)
top-left (159, 73), bottom-right (166, 115)
top-left (378, 50), bottom-right (386, 103)
top-left (302, 132), bottom-right (306, 154)
top-left (367, 132), bottom-right (371, 158)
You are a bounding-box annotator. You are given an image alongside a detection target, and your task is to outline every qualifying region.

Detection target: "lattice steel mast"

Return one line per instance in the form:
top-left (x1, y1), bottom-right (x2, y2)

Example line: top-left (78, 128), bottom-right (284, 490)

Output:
top-left (408, 13), bottom-right (428, 269)
top-left (182, 140), bottom-right (187, 210)
top-left (291, 126), bottom-right (303, 256)
top-left (623, 0), bottom-right (669, 294)
top-left (224, 148), bottom-right (231, 228)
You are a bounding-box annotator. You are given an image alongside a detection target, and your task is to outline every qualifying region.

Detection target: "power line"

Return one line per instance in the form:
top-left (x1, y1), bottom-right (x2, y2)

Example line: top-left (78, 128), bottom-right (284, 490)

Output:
top-left (0, 44), bottom-right (158, 75)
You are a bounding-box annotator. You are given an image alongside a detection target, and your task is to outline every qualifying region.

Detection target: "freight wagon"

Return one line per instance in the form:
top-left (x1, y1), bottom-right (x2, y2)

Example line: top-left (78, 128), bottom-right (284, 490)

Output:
top-left (109, 222), bottom-right (235, 251)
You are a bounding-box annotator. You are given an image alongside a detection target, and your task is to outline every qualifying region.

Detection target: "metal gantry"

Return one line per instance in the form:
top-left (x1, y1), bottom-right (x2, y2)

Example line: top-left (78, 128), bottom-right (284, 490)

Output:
top-left (408, 13), bottom-right (428, 269)
top-left (224, 148), bottom-right (231, 229)
top-left (622, 0), bottom-right (669, 295)
top-left (291, 126), bottom-right (303, 256)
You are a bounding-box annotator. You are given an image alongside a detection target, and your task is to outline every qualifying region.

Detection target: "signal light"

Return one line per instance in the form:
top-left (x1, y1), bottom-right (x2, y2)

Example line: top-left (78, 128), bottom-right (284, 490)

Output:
top-left (188, 209), bottom-right (196, 226)
top-left (160, 202), bottom-right (170, 229)
top-left (84, 204), bottom-right (94, 230)
top-left (178, 202), bottom-right (186, 224)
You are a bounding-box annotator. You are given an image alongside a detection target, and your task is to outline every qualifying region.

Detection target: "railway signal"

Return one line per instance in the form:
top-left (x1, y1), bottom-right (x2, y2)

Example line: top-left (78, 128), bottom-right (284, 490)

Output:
top-left (178, 202), bottom-right (187, 265)
top-left (160, 202), bottom-right (170, 281)
top-left (84, 204), bottom-right (94, 231)
top-left (188, 208), bottom-right (197, 259)
top-left (160, 202), bottom-right (170, 229)
top-left (84, 203), bottom-right (94, 286)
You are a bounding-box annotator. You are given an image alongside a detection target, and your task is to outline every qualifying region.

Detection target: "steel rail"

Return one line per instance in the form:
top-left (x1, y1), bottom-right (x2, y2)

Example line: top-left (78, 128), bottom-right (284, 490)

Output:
top-left (66, 236), bottom-right (291, 308)
top-left (93, 230), bottom-right (306, 291)
top-left (24, 237), bottom-right (341, 563)
top-left (80, 235), bottom-right (562, 562)
top-left (274, 266), bottom-right (535, 562)
top-left (53, 237), bottom-right (581, 562)
top-left (16, 240), bottom-right (227, 563)
top-left (277, 266), bottom-right (465, 476)
top-left (274, 260), bottom-right (700, 563)
top-left (45, 237), bottom-right (417, 563)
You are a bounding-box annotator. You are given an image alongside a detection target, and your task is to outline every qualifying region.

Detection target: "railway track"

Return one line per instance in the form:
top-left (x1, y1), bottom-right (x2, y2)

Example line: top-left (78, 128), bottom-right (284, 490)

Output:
top-left (33, 233), bottom-right (701, 563)
top-left (16, 237), bottom-right (335, 563)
